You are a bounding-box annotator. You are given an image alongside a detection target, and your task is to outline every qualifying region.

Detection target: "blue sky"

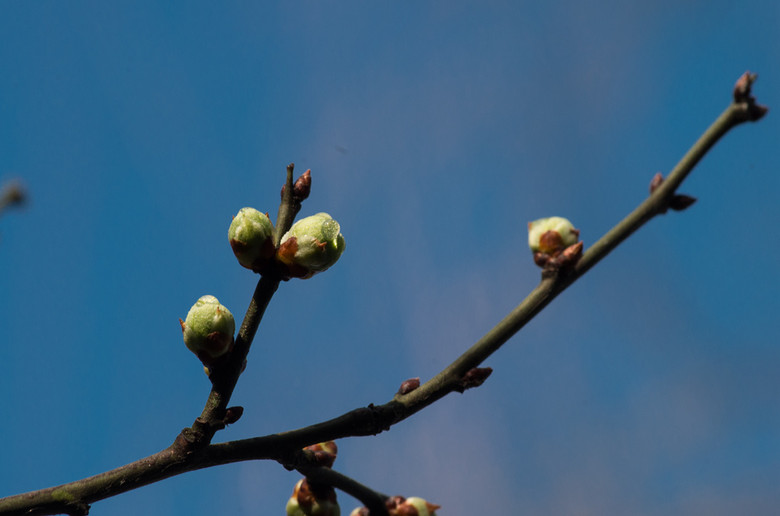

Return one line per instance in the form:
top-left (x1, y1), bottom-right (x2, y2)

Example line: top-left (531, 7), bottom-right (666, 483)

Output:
top-left (1, 2), bottom-right (778, 515)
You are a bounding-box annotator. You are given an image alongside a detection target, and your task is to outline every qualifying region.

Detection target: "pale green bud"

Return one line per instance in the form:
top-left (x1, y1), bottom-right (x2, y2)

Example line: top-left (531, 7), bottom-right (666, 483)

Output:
top-left (278, 212), bottom-right (346, 278)
top-left (401, 497), bottom-right (440, 516)
top-left (180, 295), bottom-right (235, 364)
top-left (286, 495), bottom-right (305, 516)
top-left (228, 207), bottom-right (275, 271)
top-left (528, 216), bottom-right (579, 254)
top-left (286, 479), bottom-right (341, 516)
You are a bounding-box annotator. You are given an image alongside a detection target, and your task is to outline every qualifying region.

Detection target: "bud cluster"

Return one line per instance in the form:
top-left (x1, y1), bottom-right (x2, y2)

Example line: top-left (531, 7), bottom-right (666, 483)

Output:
top-left (182, 169), bottom-right (347, 371)
top-left (228, 208), bottom-right (346, 279)
top-left (226, 169), bottom-right (345, 279)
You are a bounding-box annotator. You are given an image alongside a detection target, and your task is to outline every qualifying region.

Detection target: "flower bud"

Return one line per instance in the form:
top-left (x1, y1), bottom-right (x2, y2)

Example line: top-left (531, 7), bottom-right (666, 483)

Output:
top-left (228, 207), bottom-right (275, 271)
top-left (286, 479), bottom-right (340, 516)
top-left (304, 441), bottom-right (338, 468)
top-left (396, 497), bottom-right (440, 516)
top-left (528, 216), bottom-right (579, 254)
top-left (278, 212), bottom-right (346, 278)
top-left (180, 295), bottom-right (235, 365)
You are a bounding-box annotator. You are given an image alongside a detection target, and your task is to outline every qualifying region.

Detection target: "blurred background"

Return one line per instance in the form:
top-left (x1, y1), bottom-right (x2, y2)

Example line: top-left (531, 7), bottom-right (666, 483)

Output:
top-left (1, 2), bottom-right (778, 514)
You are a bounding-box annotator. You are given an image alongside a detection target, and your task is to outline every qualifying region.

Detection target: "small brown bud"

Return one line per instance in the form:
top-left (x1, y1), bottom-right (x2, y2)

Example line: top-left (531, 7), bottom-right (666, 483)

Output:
top-left (669, 194), bottom-right (697, 211)
top-left (398, 378), bottom-right (421, 395)
top-left (552, 241), bottom-right (584, 268)
top-left (733, 72), bottom-right (768, 121)
top-left (533, 251), bottom-right (551, 268)
top-left (734, 71), bottom-right (757, 103)
top-left (649, 172), bottom-right (664, 194)
top-left (385, 496), bottom-right (406, 511)
top-left (293, 169), bottom-right (312, 201)
top-left (455, 367), bottom-right (493, 393)
top-left (224, 406), bottom-right (244, 425)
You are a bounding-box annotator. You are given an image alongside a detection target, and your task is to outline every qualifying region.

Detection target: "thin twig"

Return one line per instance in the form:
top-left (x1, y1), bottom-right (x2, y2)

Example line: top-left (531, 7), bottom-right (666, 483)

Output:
top-left (274, 163), bottom-right (297, 246)
top-left (296, 466), bottom-right (390, 516)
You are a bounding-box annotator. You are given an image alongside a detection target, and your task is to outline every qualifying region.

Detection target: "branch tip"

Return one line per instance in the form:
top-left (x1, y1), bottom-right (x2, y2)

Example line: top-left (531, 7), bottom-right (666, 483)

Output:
top-left (733, 71), bottom-right (768, 121)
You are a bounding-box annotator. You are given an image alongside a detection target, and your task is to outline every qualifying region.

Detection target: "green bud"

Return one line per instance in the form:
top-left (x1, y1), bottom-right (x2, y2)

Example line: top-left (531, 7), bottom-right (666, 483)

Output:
top-left (278, 212), bottom-right (346, 278)
top-left (286, 479), bottom-right (341, 516)
top-left (400, 497), bottom-right (440, 516)
top-left (527, 216), bottom-right (579, 254)
top-left (180, 295), bottom-right (235, 365)
top-left (228, 207), bottom-right (275, 271)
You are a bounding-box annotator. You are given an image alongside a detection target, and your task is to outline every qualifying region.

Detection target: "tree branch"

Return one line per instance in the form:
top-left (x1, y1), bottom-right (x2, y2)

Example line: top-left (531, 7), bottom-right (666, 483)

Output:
top-left (177, 164), bottom-right (305, 450)
top-left (0, 73), bottom-right (766, 516)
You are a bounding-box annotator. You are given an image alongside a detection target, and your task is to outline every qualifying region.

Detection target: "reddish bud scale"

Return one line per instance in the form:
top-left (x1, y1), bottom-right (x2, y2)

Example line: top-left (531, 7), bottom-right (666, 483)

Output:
top-left (538, 230), bottom-right (565, 255)
top-left (552, 241), bottom-right (583, 268)
top-left (732, 71), bottom-right (768, 121)
top-left (277, 237), bottom-right (311, 279)
top-left (293, 169), bottom-right (312, 201)
top-left (398, 378), bottom-right (421, 395)
top-left (649, 172), bottom-right (664, 194)
top-left (290, 478), bottom-right (339, 514)
top-left (303, 441), bottom-right (338, 468)
top-left (456, 367), bottom-right (493, 392)
top-left (533, 251), bottom-right (551, 268)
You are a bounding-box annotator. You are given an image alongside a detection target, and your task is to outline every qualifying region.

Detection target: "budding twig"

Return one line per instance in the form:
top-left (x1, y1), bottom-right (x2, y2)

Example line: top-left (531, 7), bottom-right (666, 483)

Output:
top-left (0, 73), bottom-right (767, 516)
